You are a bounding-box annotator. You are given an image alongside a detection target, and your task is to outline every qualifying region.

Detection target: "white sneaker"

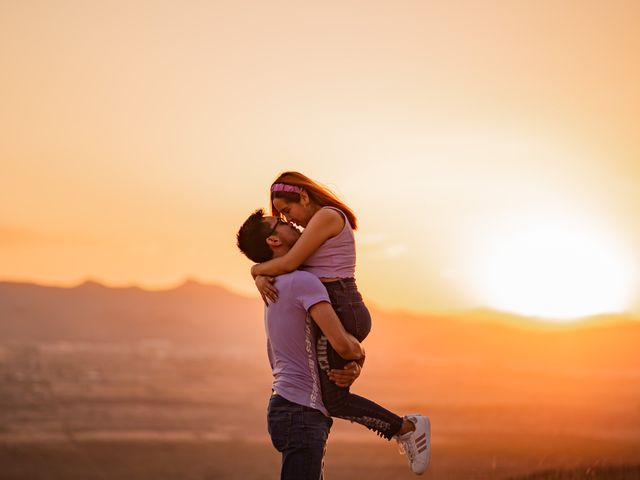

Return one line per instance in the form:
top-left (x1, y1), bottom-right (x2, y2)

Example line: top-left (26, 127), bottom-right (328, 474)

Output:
top-left (395, 414), bottom-right (430, 475)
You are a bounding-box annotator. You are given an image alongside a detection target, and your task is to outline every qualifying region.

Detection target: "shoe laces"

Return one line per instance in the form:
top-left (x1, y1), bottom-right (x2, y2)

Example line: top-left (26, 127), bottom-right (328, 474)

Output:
top-left (396, 435), bottom-right (416, 462)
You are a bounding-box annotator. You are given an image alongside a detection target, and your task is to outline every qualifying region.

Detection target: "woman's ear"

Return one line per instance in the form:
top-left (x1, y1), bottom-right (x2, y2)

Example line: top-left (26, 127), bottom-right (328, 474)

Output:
top-left (299, 190), bottom-right (310, 206)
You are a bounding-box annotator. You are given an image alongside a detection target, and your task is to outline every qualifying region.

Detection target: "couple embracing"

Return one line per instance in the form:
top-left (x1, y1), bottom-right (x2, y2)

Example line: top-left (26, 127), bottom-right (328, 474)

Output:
top-left (237, 171), bottom-right (430, 479)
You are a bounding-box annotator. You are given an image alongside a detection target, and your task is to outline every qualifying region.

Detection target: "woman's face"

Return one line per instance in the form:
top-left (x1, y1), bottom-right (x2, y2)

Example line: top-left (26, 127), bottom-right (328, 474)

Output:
top-left (272, 197), bottom-right (311, 227)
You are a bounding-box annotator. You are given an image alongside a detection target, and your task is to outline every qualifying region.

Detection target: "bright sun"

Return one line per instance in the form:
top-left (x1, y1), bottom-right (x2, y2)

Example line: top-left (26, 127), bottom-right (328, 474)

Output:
top-left (471, 215), bottom-right (635, 321)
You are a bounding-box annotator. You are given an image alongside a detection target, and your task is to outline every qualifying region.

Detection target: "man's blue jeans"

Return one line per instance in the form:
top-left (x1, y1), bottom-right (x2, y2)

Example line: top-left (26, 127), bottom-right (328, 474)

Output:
top-left (268, 393), bottom-right (333, 480)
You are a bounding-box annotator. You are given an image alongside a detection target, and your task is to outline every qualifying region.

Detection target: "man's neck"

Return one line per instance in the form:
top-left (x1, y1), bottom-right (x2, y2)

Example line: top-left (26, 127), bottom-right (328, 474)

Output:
top-left (271, 248), bottom-right (290, 259)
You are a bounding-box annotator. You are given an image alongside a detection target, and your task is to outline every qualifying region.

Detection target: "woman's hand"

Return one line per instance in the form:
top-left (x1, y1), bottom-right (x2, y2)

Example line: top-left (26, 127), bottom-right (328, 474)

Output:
top-left (255, 275), bottom-right (278, 305)
top-left (328, 361), bottom-right (361, 387)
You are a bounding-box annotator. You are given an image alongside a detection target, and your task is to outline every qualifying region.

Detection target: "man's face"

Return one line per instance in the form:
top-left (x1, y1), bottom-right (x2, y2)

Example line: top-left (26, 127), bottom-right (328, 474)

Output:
top-left (265, 216), bottom-right (300, 251)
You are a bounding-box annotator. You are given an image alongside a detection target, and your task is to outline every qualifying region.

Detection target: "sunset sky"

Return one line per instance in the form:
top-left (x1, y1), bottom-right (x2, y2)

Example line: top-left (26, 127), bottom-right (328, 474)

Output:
top-left (2, 1), bottom-right (639, 320)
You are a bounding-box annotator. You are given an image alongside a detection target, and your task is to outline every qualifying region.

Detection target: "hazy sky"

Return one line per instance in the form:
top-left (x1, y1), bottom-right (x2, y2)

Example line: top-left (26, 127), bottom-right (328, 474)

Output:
top-left (2, 1), bottom-right (639, 318)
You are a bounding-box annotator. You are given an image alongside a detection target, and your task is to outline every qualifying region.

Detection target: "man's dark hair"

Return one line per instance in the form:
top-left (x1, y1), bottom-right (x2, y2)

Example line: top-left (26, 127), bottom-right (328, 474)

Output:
top-left (236, 209), bottom-right (275, 263)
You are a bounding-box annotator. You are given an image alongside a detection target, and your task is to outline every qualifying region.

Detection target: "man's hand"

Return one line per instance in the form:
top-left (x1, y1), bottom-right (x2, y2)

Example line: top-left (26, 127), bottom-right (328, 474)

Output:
top-left (328, 361), bottom-right (361, 388)
top-left (255, 275), bottom-right (278, 305)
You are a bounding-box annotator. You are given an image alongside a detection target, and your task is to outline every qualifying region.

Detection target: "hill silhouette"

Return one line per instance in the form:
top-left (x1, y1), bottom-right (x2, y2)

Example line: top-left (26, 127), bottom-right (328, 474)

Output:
top-left (2, 278), bottom-right (639, 410)
top-left (1, 279), bottom-right (639, 368)
top-left (0, 279), bottom-right (263, 350)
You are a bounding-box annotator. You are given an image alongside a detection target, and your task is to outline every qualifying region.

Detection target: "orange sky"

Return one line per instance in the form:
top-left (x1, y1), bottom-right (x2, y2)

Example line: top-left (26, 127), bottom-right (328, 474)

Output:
top-left (2, 1), bottom-right (639, 318)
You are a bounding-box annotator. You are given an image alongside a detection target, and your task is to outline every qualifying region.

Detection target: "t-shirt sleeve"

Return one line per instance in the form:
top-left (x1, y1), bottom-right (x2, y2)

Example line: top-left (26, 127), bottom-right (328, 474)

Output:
top-left (294, 272), bottom-right (330, 311)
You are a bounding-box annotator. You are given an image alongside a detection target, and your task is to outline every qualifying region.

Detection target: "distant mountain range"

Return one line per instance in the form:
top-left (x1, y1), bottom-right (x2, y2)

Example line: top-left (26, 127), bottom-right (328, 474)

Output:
top-left (1, 279), bottom-right (638, 371)
top-left (0, 279), bottom-right (263, 348)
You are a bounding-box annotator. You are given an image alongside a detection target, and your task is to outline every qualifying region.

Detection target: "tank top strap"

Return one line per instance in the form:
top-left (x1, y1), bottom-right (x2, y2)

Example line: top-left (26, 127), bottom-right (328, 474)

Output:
top-left (302, 206), bottom-right (356, 279)
top-left (321, 206), bottom-right (348, 230)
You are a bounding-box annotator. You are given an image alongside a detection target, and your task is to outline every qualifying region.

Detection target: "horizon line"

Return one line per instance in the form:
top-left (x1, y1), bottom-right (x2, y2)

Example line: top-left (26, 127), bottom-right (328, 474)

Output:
top-left (1, 276), bottom-right (638, 326)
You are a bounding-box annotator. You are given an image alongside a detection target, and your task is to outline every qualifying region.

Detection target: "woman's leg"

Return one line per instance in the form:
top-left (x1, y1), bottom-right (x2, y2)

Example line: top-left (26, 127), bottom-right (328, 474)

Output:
top-left (316, 279), bottom-right (404, 440)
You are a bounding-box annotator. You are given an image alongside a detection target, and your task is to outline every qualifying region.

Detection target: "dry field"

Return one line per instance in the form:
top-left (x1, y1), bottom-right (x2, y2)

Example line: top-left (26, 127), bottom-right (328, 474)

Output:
top-left (1, 283), bottom-right (639, 479)
top-left (1, 438), bottom-right (639, 480)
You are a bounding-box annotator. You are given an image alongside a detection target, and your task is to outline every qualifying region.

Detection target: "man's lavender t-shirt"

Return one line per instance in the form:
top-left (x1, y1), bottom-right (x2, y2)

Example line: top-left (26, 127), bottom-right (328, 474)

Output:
top-left (265, 270), bottom-right (330, 416)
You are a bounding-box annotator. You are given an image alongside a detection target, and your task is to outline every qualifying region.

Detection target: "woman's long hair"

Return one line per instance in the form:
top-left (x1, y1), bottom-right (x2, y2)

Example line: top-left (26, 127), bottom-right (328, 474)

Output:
top-left (270, 171), bottom-right (357, 230)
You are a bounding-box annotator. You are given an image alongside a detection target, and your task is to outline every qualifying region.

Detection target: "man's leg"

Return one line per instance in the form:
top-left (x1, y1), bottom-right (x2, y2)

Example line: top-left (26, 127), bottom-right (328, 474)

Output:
top-left (268, 394), bottom-right (332, 480)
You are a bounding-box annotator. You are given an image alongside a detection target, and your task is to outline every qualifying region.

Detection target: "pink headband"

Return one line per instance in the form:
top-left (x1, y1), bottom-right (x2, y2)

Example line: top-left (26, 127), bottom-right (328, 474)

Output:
top-left (271, 183), bottom-right (304, 194)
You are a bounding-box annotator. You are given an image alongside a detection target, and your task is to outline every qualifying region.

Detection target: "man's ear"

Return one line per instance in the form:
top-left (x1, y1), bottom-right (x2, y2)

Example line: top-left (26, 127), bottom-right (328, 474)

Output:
top-left (266, 235), bottom-right (282, 248)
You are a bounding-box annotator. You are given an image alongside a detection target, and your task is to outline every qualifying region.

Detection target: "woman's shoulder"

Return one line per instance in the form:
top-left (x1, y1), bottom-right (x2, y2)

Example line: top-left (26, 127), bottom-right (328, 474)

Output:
top-left (300, 207), bottom-right (344, 240)
top-left (318, 206), bottom-right (348, 223)
top-left (313, 207), bottom-right (346, 231)
top-left (320, 205), bottom-right (345, 216)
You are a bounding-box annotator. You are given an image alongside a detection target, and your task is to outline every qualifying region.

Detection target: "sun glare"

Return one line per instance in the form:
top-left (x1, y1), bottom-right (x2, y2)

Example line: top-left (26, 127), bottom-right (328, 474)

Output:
top-left (471, 216), bottom-right (635, 321)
